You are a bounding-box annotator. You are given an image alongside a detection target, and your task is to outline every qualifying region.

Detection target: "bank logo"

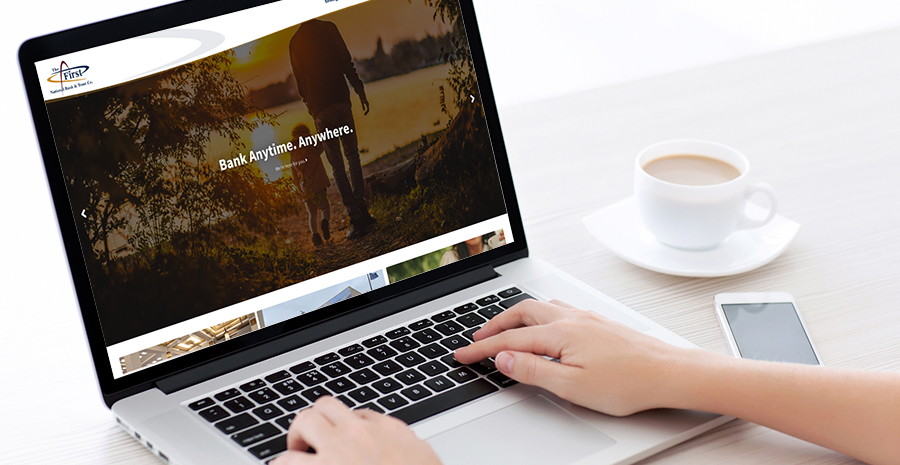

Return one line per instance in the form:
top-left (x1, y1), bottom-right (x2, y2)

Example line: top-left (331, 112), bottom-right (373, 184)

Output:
top-left (47, 61), bottom-right (91, 95)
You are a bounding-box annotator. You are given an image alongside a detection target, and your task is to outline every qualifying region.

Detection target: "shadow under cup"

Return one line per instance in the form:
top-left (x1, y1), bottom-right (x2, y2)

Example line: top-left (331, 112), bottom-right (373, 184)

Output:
top-left (634, 140), bottom-right (777, 251)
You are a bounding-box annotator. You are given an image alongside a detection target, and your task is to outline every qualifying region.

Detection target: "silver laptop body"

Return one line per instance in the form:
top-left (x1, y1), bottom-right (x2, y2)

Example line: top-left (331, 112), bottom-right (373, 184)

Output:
top-left (19, 0), bottom-right (728, 464)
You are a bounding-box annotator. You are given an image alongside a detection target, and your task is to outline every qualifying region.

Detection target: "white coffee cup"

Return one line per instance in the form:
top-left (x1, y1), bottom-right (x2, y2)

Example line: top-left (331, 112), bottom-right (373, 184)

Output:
top-left (634, 139), bottom-right (778, 250)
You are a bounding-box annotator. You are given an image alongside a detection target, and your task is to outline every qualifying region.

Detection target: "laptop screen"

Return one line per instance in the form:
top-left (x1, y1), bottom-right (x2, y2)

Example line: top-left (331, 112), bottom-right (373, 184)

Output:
top-left (33, 0), bottom-right (511, 379)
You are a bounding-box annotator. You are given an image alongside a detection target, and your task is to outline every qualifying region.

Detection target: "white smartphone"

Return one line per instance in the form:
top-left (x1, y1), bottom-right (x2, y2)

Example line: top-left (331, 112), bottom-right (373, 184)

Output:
top-left (714, 292), bottom-right (823, 365)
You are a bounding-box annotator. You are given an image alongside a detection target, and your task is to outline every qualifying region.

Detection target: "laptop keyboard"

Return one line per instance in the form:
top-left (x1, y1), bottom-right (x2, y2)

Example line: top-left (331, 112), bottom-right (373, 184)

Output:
top-left (186, 287), bottom-right (534, 462)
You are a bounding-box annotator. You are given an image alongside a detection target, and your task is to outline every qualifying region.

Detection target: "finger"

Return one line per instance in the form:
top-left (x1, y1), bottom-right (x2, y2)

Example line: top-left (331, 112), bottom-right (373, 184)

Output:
top-left (355, 407), bottom-right (383, 421)
top-left (313, 396), bottom-right (356, 427)
top-left (455, 324), bottom-right (563, 364)
top-left (286, 407), bottom-right (336, 453)
top-left (494, 350), bottom-right (576, 394)
top-left (271, 450), bottom-right (316, 465)
top-left (548, 299), bottom-right (577, 309)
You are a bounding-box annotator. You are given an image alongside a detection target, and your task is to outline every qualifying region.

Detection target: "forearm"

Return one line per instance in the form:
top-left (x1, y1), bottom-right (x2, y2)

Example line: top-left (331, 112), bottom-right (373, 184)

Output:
top-left (668, 349), bottom-right (900, 464)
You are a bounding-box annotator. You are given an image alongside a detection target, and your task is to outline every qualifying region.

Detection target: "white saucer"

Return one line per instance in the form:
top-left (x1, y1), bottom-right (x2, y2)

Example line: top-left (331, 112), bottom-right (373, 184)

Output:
top-left (583, 197), bottom-right (800, 277)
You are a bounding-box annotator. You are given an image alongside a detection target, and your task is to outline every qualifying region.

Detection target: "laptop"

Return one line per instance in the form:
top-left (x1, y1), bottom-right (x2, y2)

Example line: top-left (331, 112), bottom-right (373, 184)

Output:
top-left (18, 0), bottom-right (728, 463)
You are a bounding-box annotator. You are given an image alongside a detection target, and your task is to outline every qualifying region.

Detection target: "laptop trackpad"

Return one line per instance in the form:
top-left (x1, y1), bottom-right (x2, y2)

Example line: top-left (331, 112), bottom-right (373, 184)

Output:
top-left (427, 395), bottom-right (616, 464)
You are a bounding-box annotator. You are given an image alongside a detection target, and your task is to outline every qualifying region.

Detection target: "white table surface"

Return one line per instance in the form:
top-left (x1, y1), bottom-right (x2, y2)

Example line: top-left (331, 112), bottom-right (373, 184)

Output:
top-left (4, 11), bottom-right (900, 465)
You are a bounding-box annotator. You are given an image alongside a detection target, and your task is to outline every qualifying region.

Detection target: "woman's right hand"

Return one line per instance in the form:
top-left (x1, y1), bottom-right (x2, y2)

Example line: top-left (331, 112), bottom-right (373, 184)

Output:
top-left (454, 299), bottom-right (703, 416)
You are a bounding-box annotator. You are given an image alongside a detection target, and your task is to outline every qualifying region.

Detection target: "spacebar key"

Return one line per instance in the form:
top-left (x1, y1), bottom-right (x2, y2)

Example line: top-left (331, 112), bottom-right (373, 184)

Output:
top-left (390, 379), bottom-right (498, 425)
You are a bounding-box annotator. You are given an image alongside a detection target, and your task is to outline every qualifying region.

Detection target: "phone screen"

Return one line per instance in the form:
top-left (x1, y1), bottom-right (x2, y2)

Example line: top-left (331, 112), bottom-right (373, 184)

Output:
top-left (722, 302), bottom-right (819, 364)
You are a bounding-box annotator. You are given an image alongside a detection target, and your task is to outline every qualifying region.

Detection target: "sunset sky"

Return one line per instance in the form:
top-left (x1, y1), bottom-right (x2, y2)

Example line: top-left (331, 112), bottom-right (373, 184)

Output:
top-left (229, 0), bottom-right (450, 90)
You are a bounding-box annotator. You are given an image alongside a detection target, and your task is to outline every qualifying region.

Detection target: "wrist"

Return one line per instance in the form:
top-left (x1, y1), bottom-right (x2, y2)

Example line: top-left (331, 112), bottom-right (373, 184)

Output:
top-left (660, 348), bottom-right (735, 412)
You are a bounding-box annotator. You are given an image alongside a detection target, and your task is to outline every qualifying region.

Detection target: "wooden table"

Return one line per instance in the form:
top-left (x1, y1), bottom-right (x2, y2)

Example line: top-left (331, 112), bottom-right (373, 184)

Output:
top-left (4, 24), bottom-right (900, 465)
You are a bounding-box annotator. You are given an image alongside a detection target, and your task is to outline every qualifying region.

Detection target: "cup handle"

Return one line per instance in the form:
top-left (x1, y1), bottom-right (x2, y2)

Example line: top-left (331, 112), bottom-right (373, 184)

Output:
top-left (738, 183), bottom-right (778, 230)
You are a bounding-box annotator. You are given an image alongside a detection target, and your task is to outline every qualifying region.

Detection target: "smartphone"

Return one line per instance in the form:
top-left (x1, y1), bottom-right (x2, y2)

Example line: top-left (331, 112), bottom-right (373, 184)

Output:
top-left (714, 292), bottom-right (822, 365)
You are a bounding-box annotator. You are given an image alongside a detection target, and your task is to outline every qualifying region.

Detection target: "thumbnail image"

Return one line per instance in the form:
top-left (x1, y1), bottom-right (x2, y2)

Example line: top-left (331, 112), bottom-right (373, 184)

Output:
top-left (120, 314), bottom-right (259, 375)
top-left (46, 0), bottom-right (506, 345)
top-left (260, 271), bottom-right (387, 326)
top-left (387, 229), bottom-right (505, 284)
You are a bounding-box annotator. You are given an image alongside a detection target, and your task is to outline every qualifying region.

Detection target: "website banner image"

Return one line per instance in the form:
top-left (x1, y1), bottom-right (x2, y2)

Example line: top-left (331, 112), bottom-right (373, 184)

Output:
top-left (42, 0), bottom-right (509, 377)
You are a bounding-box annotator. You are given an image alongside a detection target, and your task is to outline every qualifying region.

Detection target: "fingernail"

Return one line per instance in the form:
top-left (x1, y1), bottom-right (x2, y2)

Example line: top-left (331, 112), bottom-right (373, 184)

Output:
top-left (495, 351), bottom-right (514, 373)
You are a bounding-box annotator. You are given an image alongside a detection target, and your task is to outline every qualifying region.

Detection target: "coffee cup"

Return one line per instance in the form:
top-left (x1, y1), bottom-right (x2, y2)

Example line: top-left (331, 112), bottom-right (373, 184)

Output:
top-left (634, 140), bottom-right (777, 250)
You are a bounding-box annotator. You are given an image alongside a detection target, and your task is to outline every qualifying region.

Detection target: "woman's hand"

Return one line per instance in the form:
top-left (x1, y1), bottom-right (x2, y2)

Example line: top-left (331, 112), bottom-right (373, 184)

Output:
top-left (273, 396), bottom-right (441, 465)
top-left (454, 299), bottom-right (700, 416)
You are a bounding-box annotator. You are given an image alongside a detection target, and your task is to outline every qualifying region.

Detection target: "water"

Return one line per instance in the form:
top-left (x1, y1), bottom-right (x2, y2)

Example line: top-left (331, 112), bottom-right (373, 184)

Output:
top-left (210, 64), bottom-right (459, 181)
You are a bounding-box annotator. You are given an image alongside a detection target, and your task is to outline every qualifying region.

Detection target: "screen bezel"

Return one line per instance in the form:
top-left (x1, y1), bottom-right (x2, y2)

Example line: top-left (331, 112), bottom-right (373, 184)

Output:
top-left (18, 0), bottom-right (528, 406)
top-left (713, 292), bottom-right (822, 365)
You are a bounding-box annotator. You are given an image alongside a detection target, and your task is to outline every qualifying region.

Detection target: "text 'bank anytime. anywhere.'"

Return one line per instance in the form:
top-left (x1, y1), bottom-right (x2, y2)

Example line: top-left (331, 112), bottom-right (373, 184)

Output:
top-left (219, 124), bottom-right (353, 171)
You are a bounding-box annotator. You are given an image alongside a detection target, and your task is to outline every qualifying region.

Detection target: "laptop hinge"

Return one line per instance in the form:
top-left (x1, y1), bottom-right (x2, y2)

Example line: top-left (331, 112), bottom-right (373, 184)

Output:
top-left (156, 264), bottom-right (499, 395)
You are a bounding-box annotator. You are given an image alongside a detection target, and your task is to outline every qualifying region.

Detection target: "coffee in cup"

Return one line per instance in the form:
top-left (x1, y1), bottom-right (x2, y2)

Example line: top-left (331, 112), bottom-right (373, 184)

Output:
top-left (634, 140), bottom-right (777, 250)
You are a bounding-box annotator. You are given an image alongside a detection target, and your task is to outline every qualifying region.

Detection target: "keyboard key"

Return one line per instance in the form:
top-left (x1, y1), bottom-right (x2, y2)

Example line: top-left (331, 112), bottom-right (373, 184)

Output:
top-left (395, 368), bottom-right (426, 386)
top-left (487, 372), bottom-right (518, 388)
top-left (408, 319), bottom-right (433, 331)
top-left (390, 379), bottom-right (498, 425)
top-left (453, 303), bottom-right (478, 315)
top-left (498, 287), bottom-right (522, 299)
top-left (477, 305), bottom-right (503, 320)
top-left (498, 294), bottom-right (535, 309)
top-left (447, 367), bottom-right (477, 384)
top-left (411, 328), bottom-right (442, 344)
top-left (348, 368), bottom-right (380, 385)
top-left (457, 313), bottom-right (486, 328)
top-left (336, 395), bottom-right (356, 408)
top-left (289, 361), bottom-right (315, 375)
top-left (265, 371), bottom-right (291, 383)
top-left (470, 359), bottom-right (497, 375)
top-left (396, 352), bottom-right (426, 367)
top-left (462, 327), bottom-right (480, 342)
top-left (440, 354), bottom-right (464, 369)
top-left (475, 295), bottom-right (501, 306)
top-left (232, 423), bottom-right (280, 447)
top-left (434, 321), bottom-right (464, 336)
top-left (252, 404), bottom-right (284, 421)
top-left (372, 360), bottom-right (403, 376)
top-left (348, 386), bottom-right (380, 403)
top-left (354, 403), bottom-right (385, 414)
top-left (389, 336), bottom-right (420, 353)
top-left (188, 397), bottom-right (214, 411)
top-left (301, 386), bottom-right (332, 403)
top-left (296, 370), bottom-right (327, 387)
top-left (424, 375), bottom-right (454, 392)
top-left (276, 395), bottom-right (308, 412)
top-left (385, 327), bottom-right (411, 339)
top-left (378, 393), bottom-right (409, 410)
top-left (324, 377), bottom-right (356, 394)
top-left (372, 378), bottom-right (403, 394)
top-left (320, 361), bottom-right (352, 378)
top-left (439, 335), bottom-right (470, 351)
top-left (418, 360), bottom-right (449, 377)
top-left (274, 414), bottom-right (295, 430)
top-left (272, 378), bottom-right (302, 395)
top-left (248, 387), bottom-right (279, 404)
top-left (239, 379), bottom-right (266, 392)
top-left (432, 310), bottom-right (456, 323)
top-left (417, 343), bottom-right (449, 359)
top-left (338, 344), bottom-right (364, 357)
top-left (361, 335), bottom-right (388, 348)
top-left (248, 435), bottom-right (287, 460)
top-left (345, 353), bottom-right (375, 369)
top-left (223, 396), bottom-right (253, 414)
top-left (401, 385), bottom-right (432, 402)
top-left (367, 345), bottom-right (398, 361)
top-left (314, 352), bottom-right (341, 365)
top-left (214, 388), bottom-right (241, 402)
top-left (215, 413), bottom-right (257, 434)
top-left (199, 405), bottom-right (230, 422)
